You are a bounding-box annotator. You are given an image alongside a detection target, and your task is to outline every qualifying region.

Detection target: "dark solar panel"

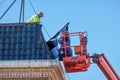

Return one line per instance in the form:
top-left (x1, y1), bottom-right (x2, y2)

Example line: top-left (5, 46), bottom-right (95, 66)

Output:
top-left (0, 23), bottom-right (50, 60)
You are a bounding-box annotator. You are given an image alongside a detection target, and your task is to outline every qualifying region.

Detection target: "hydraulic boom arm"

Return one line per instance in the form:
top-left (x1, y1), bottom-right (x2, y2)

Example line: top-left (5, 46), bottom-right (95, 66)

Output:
top-left (92, 54), bottom-right (120, 80)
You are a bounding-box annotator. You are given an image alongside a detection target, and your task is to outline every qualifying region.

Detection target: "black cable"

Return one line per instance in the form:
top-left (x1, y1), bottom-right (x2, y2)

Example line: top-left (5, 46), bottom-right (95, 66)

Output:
top-left (0, 0), bottom-right (16, 20)
top-left (22, 0), bottom-right (25, 22)
top-left (19, 0), bottom-right (23, 23)
top-left (66, 73), bottom-right (72, 80)
top-left (42, 24), bottom-right (51, 38)
top-left (29, 0), bottom-right (36, 14)
top-left (19, 0), bottom-right (25, 23)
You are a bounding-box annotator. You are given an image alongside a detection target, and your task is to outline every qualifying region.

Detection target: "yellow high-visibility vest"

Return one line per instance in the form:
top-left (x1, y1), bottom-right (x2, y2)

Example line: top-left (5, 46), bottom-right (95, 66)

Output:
top-left (28, 14), bottom-right (40, 23)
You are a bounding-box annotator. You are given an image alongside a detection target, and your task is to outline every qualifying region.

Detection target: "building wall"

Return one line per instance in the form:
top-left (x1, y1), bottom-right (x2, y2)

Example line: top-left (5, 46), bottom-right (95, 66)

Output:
top-left (0, 60), bottom-right (66, 80)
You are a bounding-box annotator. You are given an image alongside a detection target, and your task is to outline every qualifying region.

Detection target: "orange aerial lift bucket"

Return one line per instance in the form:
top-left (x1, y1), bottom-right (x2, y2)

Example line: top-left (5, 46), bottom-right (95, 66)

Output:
top-left (62, 32), bottom-right (90, 73)
top-left (63, 55), bottom-right (90, 73)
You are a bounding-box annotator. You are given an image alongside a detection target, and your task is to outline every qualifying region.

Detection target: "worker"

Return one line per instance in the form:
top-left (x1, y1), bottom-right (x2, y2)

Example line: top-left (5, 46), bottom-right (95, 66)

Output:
top-left (58, 36), bottom-right (72, 61)
top-left (27, 12), bottom-right (43, 23)
top-left (47, 38), bottom-right (59, 59)
top-left (61, 31), bottom-right (70, 45)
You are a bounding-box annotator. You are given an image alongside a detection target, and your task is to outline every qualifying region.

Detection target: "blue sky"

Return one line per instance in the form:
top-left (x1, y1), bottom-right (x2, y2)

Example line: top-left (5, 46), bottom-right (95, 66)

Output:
top-left (0, 0), bottom-right (120, 80)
